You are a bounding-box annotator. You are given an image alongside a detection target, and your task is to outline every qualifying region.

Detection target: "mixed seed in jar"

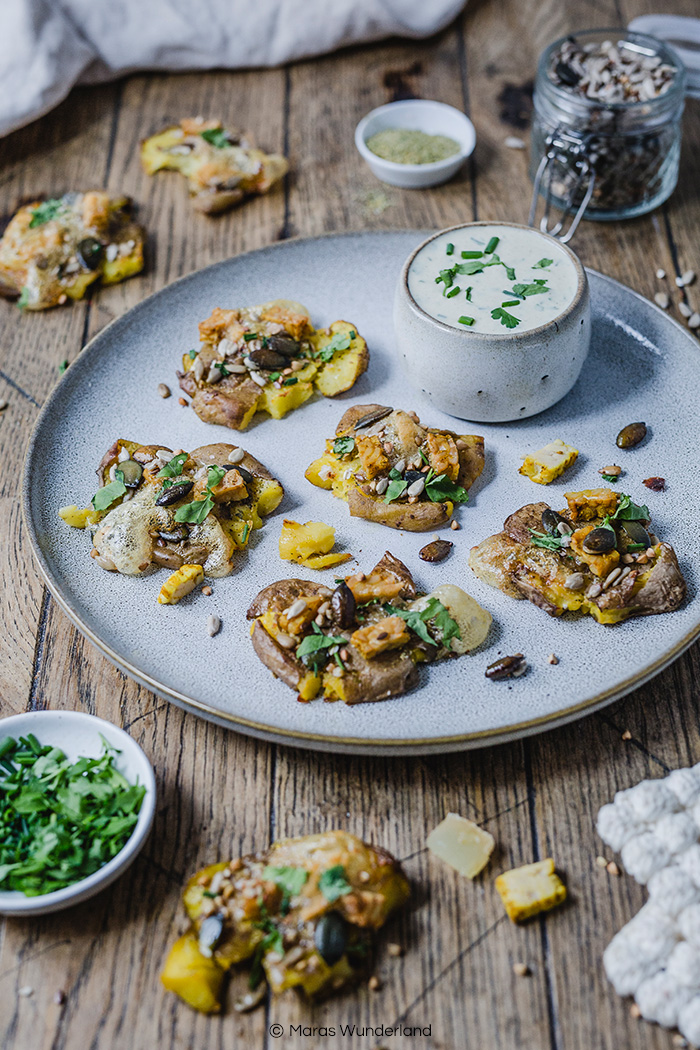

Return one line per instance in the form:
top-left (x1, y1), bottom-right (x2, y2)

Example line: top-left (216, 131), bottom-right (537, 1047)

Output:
top-left (531, 29), bottom-right (686, 219)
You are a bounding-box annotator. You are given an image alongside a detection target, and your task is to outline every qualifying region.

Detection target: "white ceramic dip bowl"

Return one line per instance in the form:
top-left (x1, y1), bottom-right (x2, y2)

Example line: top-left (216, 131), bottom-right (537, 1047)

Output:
top-left (394, 221), bottom-right (590, 422)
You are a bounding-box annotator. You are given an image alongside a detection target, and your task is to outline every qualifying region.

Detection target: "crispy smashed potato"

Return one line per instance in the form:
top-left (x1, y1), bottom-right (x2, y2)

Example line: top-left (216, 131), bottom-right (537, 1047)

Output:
top-left (278, 519), bottom-right (351, 570)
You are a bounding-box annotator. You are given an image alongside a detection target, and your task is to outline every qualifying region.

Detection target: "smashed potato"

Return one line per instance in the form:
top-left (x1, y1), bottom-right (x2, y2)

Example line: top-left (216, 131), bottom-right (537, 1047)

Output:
top-left (519, 439), bottom-right (578, 485)
top-left (278, 519), bottom-right (351, 570)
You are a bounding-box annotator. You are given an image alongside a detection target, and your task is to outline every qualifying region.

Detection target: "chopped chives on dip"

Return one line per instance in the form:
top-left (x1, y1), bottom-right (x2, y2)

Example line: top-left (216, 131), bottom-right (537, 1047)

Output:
top-left (0, 734), bottom-right (145, 896)
top-left (484, 236), bottom-right (500, 254)
top-left (459, 315), bottom-right (475, 326)
top-left (446, 242), bottom-right (454, 256)
top-left (365, 128), bottom-right (460, 165)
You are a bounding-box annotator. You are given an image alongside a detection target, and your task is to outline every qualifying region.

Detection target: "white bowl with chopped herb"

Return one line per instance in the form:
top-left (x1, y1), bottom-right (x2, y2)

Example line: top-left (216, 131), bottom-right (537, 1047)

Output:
top-left (0, 711), bottom-right (156, 915)
top-left (355, 100), bottom-right (475, 188)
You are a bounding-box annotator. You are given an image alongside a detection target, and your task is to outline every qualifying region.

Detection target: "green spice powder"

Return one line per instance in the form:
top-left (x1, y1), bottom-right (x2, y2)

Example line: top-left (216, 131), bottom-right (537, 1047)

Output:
top-left (366, 128), bottom-right (460, 165)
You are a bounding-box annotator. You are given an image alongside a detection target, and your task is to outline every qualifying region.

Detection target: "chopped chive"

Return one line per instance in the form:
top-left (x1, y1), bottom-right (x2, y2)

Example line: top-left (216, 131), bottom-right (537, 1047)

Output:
top-left (445, 286), bottom-right (461, 299)
top-left (458, 315), bottom-right (475, 326)
top-left (485, 236), bottom-right (500, 254)
top-left (501, 300), bottom-right (521, 307)
top-left (243, 332), bottom-right (257, 341)
top-left (445, 242), bottom-right (454, 256)
top-left (465, 287), bottom-right (472, 301)
top-left (460, 250), bottom-right (483, 259)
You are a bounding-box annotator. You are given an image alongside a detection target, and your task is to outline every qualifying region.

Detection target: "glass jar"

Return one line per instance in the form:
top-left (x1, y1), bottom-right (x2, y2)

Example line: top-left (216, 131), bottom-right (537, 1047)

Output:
top-left (530, 28), bottom-right (687, 221)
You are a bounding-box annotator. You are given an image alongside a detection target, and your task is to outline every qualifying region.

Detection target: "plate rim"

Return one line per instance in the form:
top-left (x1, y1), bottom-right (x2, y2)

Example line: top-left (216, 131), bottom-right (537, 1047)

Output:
top-left (21, 229), bottom-right (700, 754)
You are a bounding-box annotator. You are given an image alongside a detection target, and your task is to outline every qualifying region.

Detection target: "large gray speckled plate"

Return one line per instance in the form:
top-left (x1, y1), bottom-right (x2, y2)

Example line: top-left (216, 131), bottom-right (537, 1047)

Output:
top-left (23, 232), bottom-right (700, 755)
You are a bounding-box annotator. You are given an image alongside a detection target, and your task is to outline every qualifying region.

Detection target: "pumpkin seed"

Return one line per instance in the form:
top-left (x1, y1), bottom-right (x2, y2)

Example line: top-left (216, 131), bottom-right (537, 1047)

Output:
top-left (76, 237), bottom-right (104, 271)
top-left (118, 459), bottom-right (143, 489)
top-left (485, 654), bottom-right (527, 680)
top-left (582, 527), bottom-right (616, 554)
top-left (314, 912), bottom-right (348, 965)
top-left (155, 481), bottom-right (193, 506)
top-left (353, 406), bottom-right (392, 430)
top-left (616, 422), bottom-right (647, 449)
top-left (331, 581), bottom-right (356, 629)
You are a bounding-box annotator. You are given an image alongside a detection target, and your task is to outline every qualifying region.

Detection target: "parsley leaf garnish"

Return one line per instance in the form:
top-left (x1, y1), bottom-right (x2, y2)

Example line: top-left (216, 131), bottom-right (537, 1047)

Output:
top-left (249, 904), bottom-right (284, 989)
top-left (28, 198), bottom-right (65, 228)
top-left (263, 865), bottom-right (308, 901)
top-left (316, 331), bottom-right (352, 363)
top-left (174, 496), bottom-right (213, 524)
top-left (200, 128), bottom-right (230, 149)
top-left (295, 624), bottom-right (346, 667)
top-left (92, 471), bottom-right (127, 511)
top-left (612, 494), bottom-right (650, 521)
top-left (533, 258), bottom-right (553, 269)
top-left (424, 469), bottom-right (469, 504)
top-left (510, 281), bottom-right (549, 298)
top-left (529, 529), bottom-right (567, 551)
top-left (319, 865), bottom-right (352, 903)
top-left (333, 436), bottom-right (356, 457)
top-left (157, 452), bottom-right (189, 479)
top-left (384, 598), bottom-right (460, 648)
top-left (491, 307), bottom-right (521, 329)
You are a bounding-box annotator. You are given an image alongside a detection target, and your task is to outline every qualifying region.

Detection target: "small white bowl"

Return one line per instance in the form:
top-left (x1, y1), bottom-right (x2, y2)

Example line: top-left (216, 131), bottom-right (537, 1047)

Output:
top-left (355, 100), bottom-right (475, 189)
top-left (0, 710), bottom-right (156, 916)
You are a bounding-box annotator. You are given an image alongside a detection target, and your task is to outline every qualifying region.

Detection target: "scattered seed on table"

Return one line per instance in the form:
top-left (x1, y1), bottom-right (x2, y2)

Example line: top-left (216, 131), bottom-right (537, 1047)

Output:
top-left (688, 312), bottom-right (700, 329)
top-left (178, 397), bottom-right (189, 407)
top-left (450, 519), bottom-right (460, 531)
top-left (54, 990), bottom-right (66, 1006)
top-left (368, 976), bottom-right (382, 991)
top-left (595, 855), bottom-right (608, 869)
top-left (630, 1004), bottom-right (642, 1019)
top-left (512, 962), bottom-right (530, 977)
top-left (387, 943), bottom-right (404, 958)
top-left (157, 383), bottom-right (171, 398)
top-left (201, 585), bottom-right (213, 596)
top-left (0, 398), bottom-right (7, 411)
top-left (654, 292), bottom-right (669, 309)
top-left (548, 653), bottom-right (559, 665)
top-left (18, 987), bottom-right (33, 997)
top-left (207, 614), bottom-right (221, 637)
top-left (607, 861), bottom-right (621, 876)
top-left (656, 268), bottom-right (666, 280)
top-left (622, 729), bottom-right (632, 740)
top-left (679, 301), bottom-right (693, 318)
top-left (504, 135), bottom-right (526, 149)
top-left (682, 269), bottom-right (696, 285)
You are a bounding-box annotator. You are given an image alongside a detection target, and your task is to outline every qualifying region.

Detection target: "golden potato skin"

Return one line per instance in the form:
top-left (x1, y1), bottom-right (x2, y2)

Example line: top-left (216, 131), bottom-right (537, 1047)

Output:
top-left (161, 830), bottom-right (410, 1011)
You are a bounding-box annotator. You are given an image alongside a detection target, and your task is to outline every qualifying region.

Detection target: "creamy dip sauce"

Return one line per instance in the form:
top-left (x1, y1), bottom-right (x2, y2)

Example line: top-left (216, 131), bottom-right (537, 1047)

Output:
top-left (407, 225), bottom-right (579, 335)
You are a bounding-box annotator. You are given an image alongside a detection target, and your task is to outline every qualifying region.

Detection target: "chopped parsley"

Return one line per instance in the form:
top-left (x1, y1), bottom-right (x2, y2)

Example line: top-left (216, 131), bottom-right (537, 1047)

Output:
top-left (612, 494), bottom-right (650, 521)
top-left (188, 348), bottom-right (198, 359)
top-left (200, 127), bottom-right (230, 149)
top-left (316, 331), bottom-right (352, 363)
top-left (262, 864), bottom-right (308, 908)
top-left (250, 905), bottom-right (284, 989)
top-left (384, 598), bottom-right (460, 648)
top-left (533, 258), bottom-right (553, 269)
top-left (28, 198), bottom-right (65, 228)
top-left (509, 280), bottom-right (549, 298)
top-left (92, 471), bottom-right (127, 511)
top-left (0, 734), bottom-right (145, 896)
top-left (332, 436), bottom-right (356, 457)
top-left (601, 473), bottom-right (620, 484)
top-left (296, 623), bottom-right (346, 668)
top-left (491, 306), bottom-right (521, 329)
top-left (157, 452), bottom-right (189, 479)
top-left (319, 865), bottom-right (352, 903)
top-left (383, 467), bottom-right (409, 504)
top-left (17, 287), bottom-right (30, 311)
top-left (529, 529), bottom-right (567, 552)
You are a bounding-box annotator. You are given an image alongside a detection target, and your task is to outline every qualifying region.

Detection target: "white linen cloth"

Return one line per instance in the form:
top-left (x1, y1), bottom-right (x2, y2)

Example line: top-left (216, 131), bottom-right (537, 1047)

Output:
top-left (1, 0), bottom-right (467, 137)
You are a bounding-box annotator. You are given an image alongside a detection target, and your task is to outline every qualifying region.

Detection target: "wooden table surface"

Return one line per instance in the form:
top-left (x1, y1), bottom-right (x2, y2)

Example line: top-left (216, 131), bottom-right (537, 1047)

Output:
top-left (1, 1), bottom-right (699, 1047)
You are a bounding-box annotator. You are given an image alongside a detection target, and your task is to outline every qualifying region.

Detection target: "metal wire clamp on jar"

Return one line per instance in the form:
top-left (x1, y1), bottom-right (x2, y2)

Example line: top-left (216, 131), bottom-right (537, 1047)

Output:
top-left (529, 28), bottom-right (687, 235)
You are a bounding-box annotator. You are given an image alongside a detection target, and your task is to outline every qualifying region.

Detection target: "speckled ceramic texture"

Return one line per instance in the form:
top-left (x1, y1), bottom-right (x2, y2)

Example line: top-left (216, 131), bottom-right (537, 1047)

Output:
top-left (23, 231), bottom-right (700, 755)
top-left (394, 222), bottom-right (591, 422)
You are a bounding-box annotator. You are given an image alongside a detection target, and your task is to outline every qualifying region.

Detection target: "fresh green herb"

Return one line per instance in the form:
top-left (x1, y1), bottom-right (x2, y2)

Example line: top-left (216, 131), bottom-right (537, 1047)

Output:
top-left (202, 890), bottom-right (217, 899)
top-left (213, 361), bottom-right (231, 376)
top-left (250, 905), bottom-right (284, 989)
top-left (626, 542), bottom-right (646, 551)
top-left (268, 371), bottom-right (281, 383)
top-left (383, 467), bottom-right (409, 504)
top-left (262, 865), bottom-right (308, 900)
top-left (491, 307), bottom-right (521, 329)
top-left (445, 286), bottom-right (461, 299)
top-left (510, 281), bottom-right (549, 298)
top-left (200, 127), bottom-right (230, 149)
top-left (529, 529), bottom-right (566, 552)
top-left (0, 735), bottom-right (145, 896)
top-left (485, 236), bottom-right (500, 254)
top-left (17, 287), bottom-right (30, 311)
top-left (282, 377), bottom-right (298, 386)
top-left (454, 259), bottom-right (486, 276)
top-left (243, 332), bottom-right (258, 342)
top-left (188, 348), bottom-right (198, 359)
top-left (92, 472), bottom-right (127, 511)
top-left (157, 452), bottom-right (190, 479)
top-left (446, 242), bottom-right (454, 256)
top-left (28, 198), bottom-right (65, 228)
top-left (465, 287), bottom-right (472, 302)
top-left (503, 264), bottom-right (517, 281)
top-left (458, 315), bottom-right (475, 326)
top-left (418, 448), bottom-right (429, 466)
top-left (174, 496), bottom-right (214, 524)
top-left (601, 473), bottom-right (620, 484)
top-left (384, 597), bottom-right (460, 648)
top-left (296, 624), bottom-right (346, 667)
top-left (501, 300), bottom-right (521, 308)
top-left (423, 469), bottom-right (469, 504)
top-left (461, 250), bottom-right (483, 259)
top-left (316, 331), bottom-right (351, 363)
top-left (58, 359), bottom-right (69, 374)
top-left (533, 258), bottom-right (553, 269)
top-left (241, 522), bottom-right (251, 545)
top-left (436, 267), bottom-right (455, 290)
top-left (206, 464), bottom-right (227, 490)
top-left (319, 865), bottom-right (352, 903)
top-left (612, 494), bottom-right (650, 521)
top-left (332, 436), bottom-right (356, 457)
